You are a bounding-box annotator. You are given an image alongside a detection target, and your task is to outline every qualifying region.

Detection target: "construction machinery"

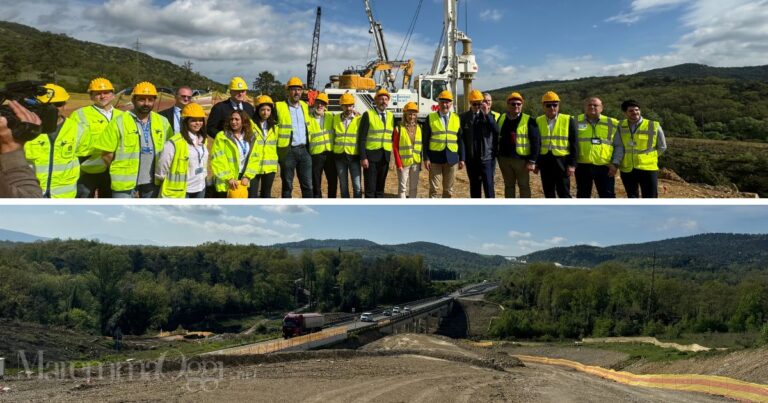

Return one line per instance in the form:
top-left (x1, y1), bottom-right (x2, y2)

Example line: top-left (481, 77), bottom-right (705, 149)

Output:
top-left (323, 0), bottom-right (478, 120)
top-left (306, 7), bottom-right (322, 106)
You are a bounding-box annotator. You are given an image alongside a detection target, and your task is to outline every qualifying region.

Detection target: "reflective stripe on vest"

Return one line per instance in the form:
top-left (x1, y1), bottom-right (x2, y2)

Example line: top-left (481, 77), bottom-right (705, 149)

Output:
top-left (497, 113), bottom-right (531, 156)
top-left (365, 109), bottom-right (394, 152)
top-left (23, 118), bottom-right (85, 198)
top-left (536, 114), bottom-right (571, 157)
top-left (307, 112), bottom-right (334, 155)
top-left (160, 134), bottom-right (190, 198)
top-left (210, 131), bottom-right (250, 193)
top-left (576, 114), bottom-right (617, 166)
top-left (245, 124), bottom-right (279, 177)
top-left (619, 119), bottom-right (659, 172)
top-left (108, 112), bottom-right (171, 192)
top-left (398, 125), bottom-right (422, 166)
top-left (332, 114), bottom-right (361, 155)
top-left (73, 106), bottom-right (122, 174)
top-left (428, 112), bottom-right (459, 152)
top-left (275, 101), bottom-right (310, 148)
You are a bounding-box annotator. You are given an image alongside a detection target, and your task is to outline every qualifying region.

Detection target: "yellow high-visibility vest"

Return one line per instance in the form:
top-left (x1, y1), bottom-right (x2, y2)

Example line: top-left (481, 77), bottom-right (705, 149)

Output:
top-left (536, 114), bottom-right (572, 157)
top-left (428, 112), bottom-right (459, 152)
top-left (398, 125), bottom-right (422, 166)
top-left (576, 114), bottom-right (618, 166)
top-left (275, 101), bottom-right (310, 148)
top-left (24, 118), bottom-right (90, 198)
top-left (619, 119), bottom-right (659, 172)
top-left (332, 114), bottom-right (361, 155)
top-left (364, 109), bottom-right (394, 152)
top-left (497, 113), bottom-right (531, 156)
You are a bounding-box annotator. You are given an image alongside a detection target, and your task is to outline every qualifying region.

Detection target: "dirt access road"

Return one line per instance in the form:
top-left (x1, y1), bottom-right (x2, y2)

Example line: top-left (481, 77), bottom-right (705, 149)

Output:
top-left (2, 334), bottom-right (726, 402)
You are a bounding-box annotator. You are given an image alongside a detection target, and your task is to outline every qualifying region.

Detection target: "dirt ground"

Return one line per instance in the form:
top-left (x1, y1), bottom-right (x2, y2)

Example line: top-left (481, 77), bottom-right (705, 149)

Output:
top-left (1, 334), bottom-right (727, 402)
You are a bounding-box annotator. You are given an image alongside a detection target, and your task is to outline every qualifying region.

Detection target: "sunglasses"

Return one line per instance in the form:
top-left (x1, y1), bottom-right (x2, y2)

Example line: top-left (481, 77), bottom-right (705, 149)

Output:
top-left (471, 102), bottom-right (482, 107)
top-left (508, 102), bottom-right (522, 106)
top-left (179, 95), bottom-right (192, 100)
top-left (544, 103), bottom-right (559, 108)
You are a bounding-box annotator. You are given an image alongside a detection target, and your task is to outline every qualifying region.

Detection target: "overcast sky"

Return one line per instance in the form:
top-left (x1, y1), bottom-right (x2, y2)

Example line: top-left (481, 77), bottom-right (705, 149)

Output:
top-left (3, 0), bottom-right (768, 91)
top-left (0, 205), bottom-right (765, 256)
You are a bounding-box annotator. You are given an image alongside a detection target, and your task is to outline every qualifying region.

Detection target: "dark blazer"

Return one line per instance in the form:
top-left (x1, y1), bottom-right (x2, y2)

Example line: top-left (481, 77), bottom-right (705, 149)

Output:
top-left (158, 106), bottom-right (178, 133)
top-left (460, 110), bottom-right (499, 162)
top-left (356, 110), bottom-right (391, 163)
top-left (206, 100), bottom-right (255, 138)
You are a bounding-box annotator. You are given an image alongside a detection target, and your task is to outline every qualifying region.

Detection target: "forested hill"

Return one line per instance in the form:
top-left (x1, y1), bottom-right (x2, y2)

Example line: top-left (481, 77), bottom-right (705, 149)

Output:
top-left (521, 233), bottom-right (768, 271)
top-left (488, 63), bottom-right (768, 143)
top-left (0, 21), bottom-right (221, 91)
top-left (272, 239), bottom-right (508, 272)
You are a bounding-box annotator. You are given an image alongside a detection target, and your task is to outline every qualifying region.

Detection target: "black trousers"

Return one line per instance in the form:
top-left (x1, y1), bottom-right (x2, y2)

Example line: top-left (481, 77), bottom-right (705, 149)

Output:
top-left (466, 158), bottom-right (496, 198)
top-left (538, 153), bottom-right (571, 198)
top-left (77, 171), bottom-right (112, 198)
top-left (363, 150), bottom-right (390, 198)
top-left (621, 169), bottom-right (658, 198)
top-left (248, 172), bottom-right (276, 198)
top-left (311, 152), bottom-right (338, 198)
top-left (575, 163), bottom-right (615, 198)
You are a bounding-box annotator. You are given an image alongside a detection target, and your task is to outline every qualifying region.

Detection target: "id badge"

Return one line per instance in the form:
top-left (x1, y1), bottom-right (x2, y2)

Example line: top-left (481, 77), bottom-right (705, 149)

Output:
top-left (141, 146), bottom-right (152, 154)
top-left (591, 139), bottom-right (602, 145)
top-left (194, 167), bottom-right (204, 175)
top-left (578, 124), bottom-right (588, 130)
top-left (627, 141), bottom-right (636, 147)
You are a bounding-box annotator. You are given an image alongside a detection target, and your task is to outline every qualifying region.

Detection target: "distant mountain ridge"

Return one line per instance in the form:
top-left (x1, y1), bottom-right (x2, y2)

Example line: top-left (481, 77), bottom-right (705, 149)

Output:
top-left (272, 239), bottom-right (508, 272)
top-left (0, 228), bottom-right (48, 243)
top-left (522, 233), bottom-right (768, 271)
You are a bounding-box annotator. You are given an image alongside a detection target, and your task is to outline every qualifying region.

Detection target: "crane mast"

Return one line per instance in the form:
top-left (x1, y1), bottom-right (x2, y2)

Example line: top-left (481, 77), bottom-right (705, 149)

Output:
top-left (306, 7), bottom-right (322, 90)
top-left (364, 0), bottom-right (395, 89)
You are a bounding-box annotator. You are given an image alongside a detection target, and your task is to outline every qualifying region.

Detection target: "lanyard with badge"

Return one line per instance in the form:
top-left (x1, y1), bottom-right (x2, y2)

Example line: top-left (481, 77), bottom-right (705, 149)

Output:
top-left (235, 137), bottom-right (248, 166)
top-left (192, 137), bottom-right (205, 175)
top-left (140, 120), bottom-right (153, 155)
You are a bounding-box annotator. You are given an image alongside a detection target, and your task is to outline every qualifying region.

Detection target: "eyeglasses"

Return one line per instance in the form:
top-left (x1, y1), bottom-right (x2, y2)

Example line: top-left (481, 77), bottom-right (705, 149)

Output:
top-left (179, 95), bottom-right (192, 99)
top-left (471, 102), bottom-right (482, 107)
top-left (544, 103), bottom-right (559, 109)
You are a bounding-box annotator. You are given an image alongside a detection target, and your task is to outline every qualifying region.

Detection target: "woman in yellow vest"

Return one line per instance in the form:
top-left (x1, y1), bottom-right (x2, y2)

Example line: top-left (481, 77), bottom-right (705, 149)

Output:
top-left (156, 103), bottom-right (208, 198)
top-left (24, 83), bottom-right (91, 198)
top-left (242, 96), bottom-right (279, 198)
top-left (210, 110), bottom-right (254, 198)
top-left (393, 102), bottom-right (422, 198)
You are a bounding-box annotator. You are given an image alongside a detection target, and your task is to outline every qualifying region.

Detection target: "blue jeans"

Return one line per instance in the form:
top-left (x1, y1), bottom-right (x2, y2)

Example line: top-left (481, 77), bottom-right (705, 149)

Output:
top-left (335, 153), bottom-right (362, 198)
top-left (278, 146), bottom-right (313, 198)
top-left (186, 190), bottom-right (206, 198)
top-left (112, 183), bottom-right (158, 198)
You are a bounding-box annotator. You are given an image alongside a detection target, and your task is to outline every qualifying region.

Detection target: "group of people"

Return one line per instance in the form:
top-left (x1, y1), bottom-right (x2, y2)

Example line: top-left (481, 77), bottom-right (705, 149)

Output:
top-left (9, 75), bottom-right (666, 198)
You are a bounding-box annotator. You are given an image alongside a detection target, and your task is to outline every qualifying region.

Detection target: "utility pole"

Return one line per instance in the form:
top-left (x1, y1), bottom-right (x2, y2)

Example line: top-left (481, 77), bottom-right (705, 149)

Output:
top-left (646, 250), bottom-right (656, 325)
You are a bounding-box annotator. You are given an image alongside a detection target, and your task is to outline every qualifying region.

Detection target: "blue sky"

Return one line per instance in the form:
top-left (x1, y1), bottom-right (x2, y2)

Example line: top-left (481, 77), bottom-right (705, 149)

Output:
top-left (3, 0), bottom-right (767, 90)
top-left (0, 205), bottom-right (765, 256)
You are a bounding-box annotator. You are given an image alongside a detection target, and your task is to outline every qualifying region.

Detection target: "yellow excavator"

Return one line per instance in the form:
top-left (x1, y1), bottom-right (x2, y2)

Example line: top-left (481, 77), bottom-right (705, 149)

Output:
top-left (338, 59), bottom-right (414, 90)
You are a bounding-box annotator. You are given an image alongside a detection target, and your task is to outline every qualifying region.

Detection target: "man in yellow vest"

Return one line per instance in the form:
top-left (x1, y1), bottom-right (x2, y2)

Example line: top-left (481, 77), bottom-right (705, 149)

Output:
top-left (24, 84), bottom-right (90, 198)
top-left (536, 91), bottom-right (578, 198)
top-left (575, 97), bottom-right (619, 198)
top-left (332, 93), bottom-right (362, 198)
top-left (423, 90), bottom-right (465, 198)
top-left (92, 81), bottom-right (173, 198)
top-left (308, 92), bottom-right (337, 198)
top-left (274, 77), bottom-right (313, 198)
top-left (610, 99), bottom-right (667, 198)
top-left (71, 77), bottom-right (122, 198)
top-left (358, 88), bottom-right (394, 198)
top-left (497, 92), bottom-right (540, 198)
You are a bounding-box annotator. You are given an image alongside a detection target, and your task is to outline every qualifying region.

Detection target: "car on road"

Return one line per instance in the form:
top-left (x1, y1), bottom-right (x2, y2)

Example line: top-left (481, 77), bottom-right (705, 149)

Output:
top-left (403, 306), bottom-right (412, 313)
top-left (392, 306), bottom-right (400, 314)
top-left (383, 309), bottom-right (392, 316)
top-left (360, 312), bottom-right (375, 322)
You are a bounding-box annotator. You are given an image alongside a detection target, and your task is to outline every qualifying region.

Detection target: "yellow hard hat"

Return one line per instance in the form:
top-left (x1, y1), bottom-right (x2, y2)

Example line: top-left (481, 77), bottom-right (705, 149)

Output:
top-left (468, 89), bottom-right (484, 103)
top-left (375, 88), bottom-right (390, 99)
top-left (541, 91), bottom-right (560, 103)
top-left (255, 95), bottom-right (274, 108)
top-left (507, 92), bottom-right (524, 102)
top-left (133, 81), bottom-right (158, 97)
top-left (286, 77), bottom-right (304, 88)
top-left (37, 83), bottom-right (70, 103)
top-left (403, 102), bottom-right (418, 113)
top-left (315, 92), bottom-right (329, 105)
top-left (437, 90), bottom-right (453, 101)
top-left (227, 182), bottom-right (249, 198)
top-left (181, 103), bottom-right (205, 119)
top-left (88, 77), bottom-right (114, 92)
top-left (229, 76), bottom-right (248, 91)
top-left (340, 93), bottom-right (355, 106)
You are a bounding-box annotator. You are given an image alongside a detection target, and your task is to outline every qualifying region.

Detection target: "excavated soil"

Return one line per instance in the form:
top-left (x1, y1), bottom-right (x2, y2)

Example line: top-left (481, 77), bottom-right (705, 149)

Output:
top-left (1, 334), bottom-right (727, 402)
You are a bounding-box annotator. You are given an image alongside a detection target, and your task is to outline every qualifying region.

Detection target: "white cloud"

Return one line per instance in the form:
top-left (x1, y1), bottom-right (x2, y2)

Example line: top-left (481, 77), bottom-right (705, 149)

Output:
top-left (508, 231), bottom-right (532, 238)
top-left (479, 9), bottom-right (503, 22)
top-left (87, 210), bottom-right (104, 217)
top-left (261, 205), bottom-right (318, 215)
top-left (222, 215), bottom-right (268, 225)
top-left (607, 0), bottom-right (690, 24)
top-left (660, 218), bottom-right (700, 231)
top-left (273, 219), bottom-right (301, 229)
top-left (588, 241), bottom-right (602, 247)
top-left (480, 243), bottom-right (509, 253)
top-left (106, 212), bottom-right (126, 223)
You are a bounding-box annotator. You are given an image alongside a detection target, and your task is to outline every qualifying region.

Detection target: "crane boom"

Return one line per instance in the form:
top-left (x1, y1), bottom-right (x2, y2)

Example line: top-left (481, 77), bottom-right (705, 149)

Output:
top-left (306, 7), bottom-right (321, 90)
top-left (364, 0), bottom-right (395, 89)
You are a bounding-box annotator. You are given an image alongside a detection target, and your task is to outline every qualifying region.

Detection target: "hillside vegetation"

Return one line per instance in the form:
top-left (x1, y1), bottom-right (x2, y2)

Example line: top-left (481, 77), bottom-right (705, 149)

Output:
top-left (522, 233), bottom-right (768, 272)
top-left (0, 21), bottom-right (221, 92)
